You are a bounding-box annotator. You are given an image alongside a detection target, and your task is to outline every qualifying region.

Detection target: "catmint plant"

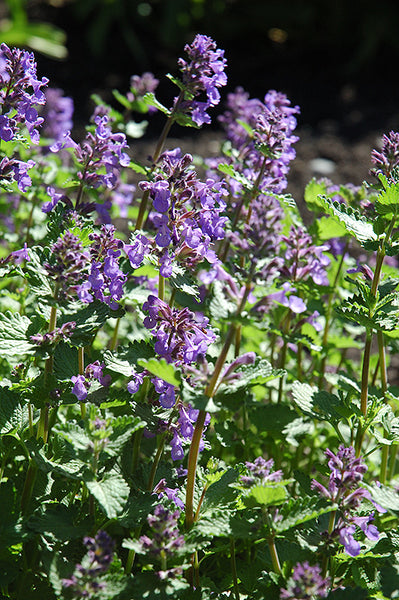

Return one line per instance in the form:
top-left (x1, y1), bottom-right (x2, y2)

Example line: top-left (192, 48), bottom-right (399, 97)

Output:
top-left (1, 36), bottom-right (398, 600)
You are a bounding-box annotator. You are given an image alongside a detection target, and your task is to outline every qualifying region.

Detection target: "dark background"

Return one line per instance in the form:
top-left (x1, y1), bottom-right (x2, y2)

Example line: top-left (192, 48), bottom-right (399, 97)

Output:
top-left (3, 0), bottom-right (399, 142)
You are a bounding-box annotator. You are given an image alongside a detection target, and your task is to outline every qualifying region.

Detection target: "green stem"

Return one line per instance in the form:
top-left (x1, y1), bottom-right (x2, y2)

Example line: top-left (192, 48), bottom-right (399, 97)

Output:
top-left (322, 509), bottom-right (337, 578)
top-left (147, 432), bottom-right (167, 492)
top-left (131, 428), bottom-right (144, 473)
top-left (360, 332), bottom-right (372, 417)
top-left (318, 245), bottom-right (348, 387)
top-left (185, 274), bottom-right (254, 529)
top-left (78, 346), bottom-right (86, 419)
top-left (109, 317), bottom-right (121, 351)
top-left (21, 461), bottom-right (38, 515)
top-left (158, 271), bottom-right (165, 302)
top-left (267, 537), bottom-right (282, 575)
top-left (230, 538), bottom-right (240, 600)
top-left (135, 91), bottom-right (185, 231)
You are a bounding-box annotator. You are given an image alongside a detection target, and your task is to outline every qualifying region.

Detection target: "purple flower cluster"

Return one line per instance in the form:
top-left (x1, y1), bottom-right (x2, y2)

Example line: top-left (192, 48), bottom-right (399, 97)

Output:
top-left (143, 294), bottom-right (216, 365)
top-left (139, 504), bottom-right (185, 557)
top-left (279, 225), bottom-right (330, 286)
top-left (41, 87), bottom-right (74, 142)
top-left (62, 530), bottom-right (114, 598)
top-left (128, 72), bottom-right (159, 113)
top-left (218, 87), bottom-right (299, 194)
top-left (30, 321), bottom-right (76, 347)
top-left (280, 561), bottom-right (330, 600)
top-left (71, 360), bottom-right (111, 402)
top-left (50, 110), bottom-right (129, 192)
top-left (240, 456), bottom-right (283, 487)
top-left (177, 34), bottom-right (227, 126)
top-left (169, 405), bottom-right (210, 460)
top-left (44, 230), bottom-right (90, 300)
top-left (371, 130), bottom-right (399, 178)
top-left (137, 148), bottom-right (227, 274)
top-left (312, 445), bottom-right (385, 557)
top-left (0, 43), bottom-right (48, 144)
top-left (0, 155), bottom-right (35, 192)
top-left (77, 225), bottom-right (126, 309)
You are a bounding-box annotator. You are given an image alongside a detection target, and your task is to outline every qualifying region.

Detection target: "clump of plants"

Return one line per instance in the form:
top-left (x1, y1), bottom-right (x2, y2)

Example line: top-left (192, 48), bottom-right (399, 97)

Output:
top-left (1, 35), bottom-right (399, 600)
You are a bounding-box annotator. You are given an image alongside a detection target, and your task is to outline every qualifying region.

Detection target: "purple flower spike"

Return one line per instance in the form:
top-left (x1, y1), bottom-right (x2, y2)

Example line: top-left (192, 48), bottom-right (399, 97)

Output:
top-left (312, 445), bottom-right (385, 557)
top-left (0, 43), bottom-right (48, 144)
top-left (143, 294), bottom-right (216, 365)
top-left (177, 34), bottom-right (227, 126)
top-left (280, 562), bottom-right (330, 600)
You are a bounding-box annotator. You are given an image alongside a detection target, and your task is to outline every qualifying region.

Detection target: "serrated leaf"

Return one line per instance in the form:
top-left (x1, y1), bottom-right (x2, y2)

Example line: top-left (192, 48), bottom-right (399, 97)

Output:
top-left (26, 437), bottom-right (86, 479)
top-left (375, 182), bottom-right (399, 216)
top-left (53, 342), bottom-right (79, 380)
top-left (104, 340), bottom-right (154, 376)
top-left (320, 196), bottom-right (377, 245)
top-left (275, 496), bottom-right (335, 533)
top-left (27, 503), bottom-right (89, 541)
top-left (217, 357), bottom-right (283, 397)
top-left (209, 280), bottom-right (237, 319)
top-left (181, 379), bottom-right (220, 413)
top-left (169, 263), bottom-right (200, 299)
top-left (364, 482), bottom-right (399, 512)
top-left (0, 311), bottom-right (36, 356)
top-left (137, 357), bottom-right (181, 387)
top-left (84, 471), bottom-right (129, 518)
top-left (0, 388), bottom-right (29, 433)
top-left (59, 299), bottom-right (125, 346)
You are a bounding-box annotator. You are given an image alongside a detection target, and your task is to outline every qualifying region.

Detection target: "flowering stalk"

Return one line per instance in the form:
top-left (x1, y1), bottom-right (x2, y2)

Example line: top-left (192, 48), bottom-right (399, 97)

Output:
top-left (185, 272), bottom-right (254, 528)
top-left (135, 91), bottom-right (184, 230)
top-left (357, 215), bottom-right (396, 456)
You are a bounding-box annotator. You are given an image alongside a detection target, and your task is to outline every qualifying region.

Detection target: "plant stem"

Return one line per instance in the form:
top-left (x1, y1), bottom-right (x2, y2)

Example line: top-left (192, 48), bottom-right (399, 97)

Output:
top-left (78, 346), bottom-right (86, 419)
top-left (135, 91), bottom-right (184, 231)
top-left (230, 538), bottom-right (240, 600)
top-left (185, 274), bottom-right (254, 529)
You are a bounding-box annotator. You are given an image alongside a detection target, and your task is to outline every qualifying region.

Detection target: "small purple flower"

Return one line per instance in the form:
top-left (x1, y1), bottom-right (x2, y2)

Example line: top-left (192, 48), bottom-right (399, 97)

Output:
top-left (280, 561), bottom-right (330, 599)
top-left (240, 456), bottom-right (283, 487)
top-left (62, 530), bottom-right (114, 597)
top-left (41, 87), bottom-right (74, 142)
top-left (71, 374), bottom-right (88, 401)
top-left (11, 242), bottom-right (30, 264)
top-left (371, 130), bottom-right (399, 178)
top-left (44, 231), bottom-right (90, 300)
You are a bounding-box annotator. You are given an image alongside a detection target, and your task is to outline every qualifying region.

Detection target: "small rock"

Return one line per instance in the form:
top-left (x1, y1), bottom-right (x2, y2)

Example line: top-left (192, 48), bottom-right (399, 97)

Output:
top-left (309, 157), bottom-right (336, 175)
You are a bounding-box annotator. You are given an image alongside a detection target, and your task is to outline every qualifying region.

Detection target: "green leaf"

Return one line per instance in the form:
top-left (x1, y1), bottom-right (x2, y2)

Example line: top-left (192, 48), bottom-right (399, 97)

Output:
top-left (364, 482), bottom-right (399, 513)
top-left (53, 342), bottom-right (79, 380)
top-left (142, 92), bottom-right (170, 116)
top-left (275, 496), bottom-right (335, 533)
top-left (242, 482), bottom-right (287, 508)
top-left (59, 300), bottom-right (125, 346)
top-left (104, 340), bottom-right (154, 376)
top-left (0, 388), bottom-right (29, 434)
top-left (304, 178), bottom-right (329, 212)
top-left (209, 280), bottom-right (237, 320)
top-left (84, 471), bottom-right (130, 518)
top-left (320, 196), bottom-right (378, 245)
top-left (375, 182), bottom-right (399, 216)
top-left (169, 263), bottom-right (200, 300)
top-left (104, 415), bottom-right (145, 456)
top-left (137, 357), bottom-right (181, 387)
top-left (27, 503), bottom-right (89, 541)
top-left (217, 162), bottom-right (252, 189)
top-left (181, 379), bottom-right (220, 413)
top-left (0, 311), bottom-right (36, 356)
